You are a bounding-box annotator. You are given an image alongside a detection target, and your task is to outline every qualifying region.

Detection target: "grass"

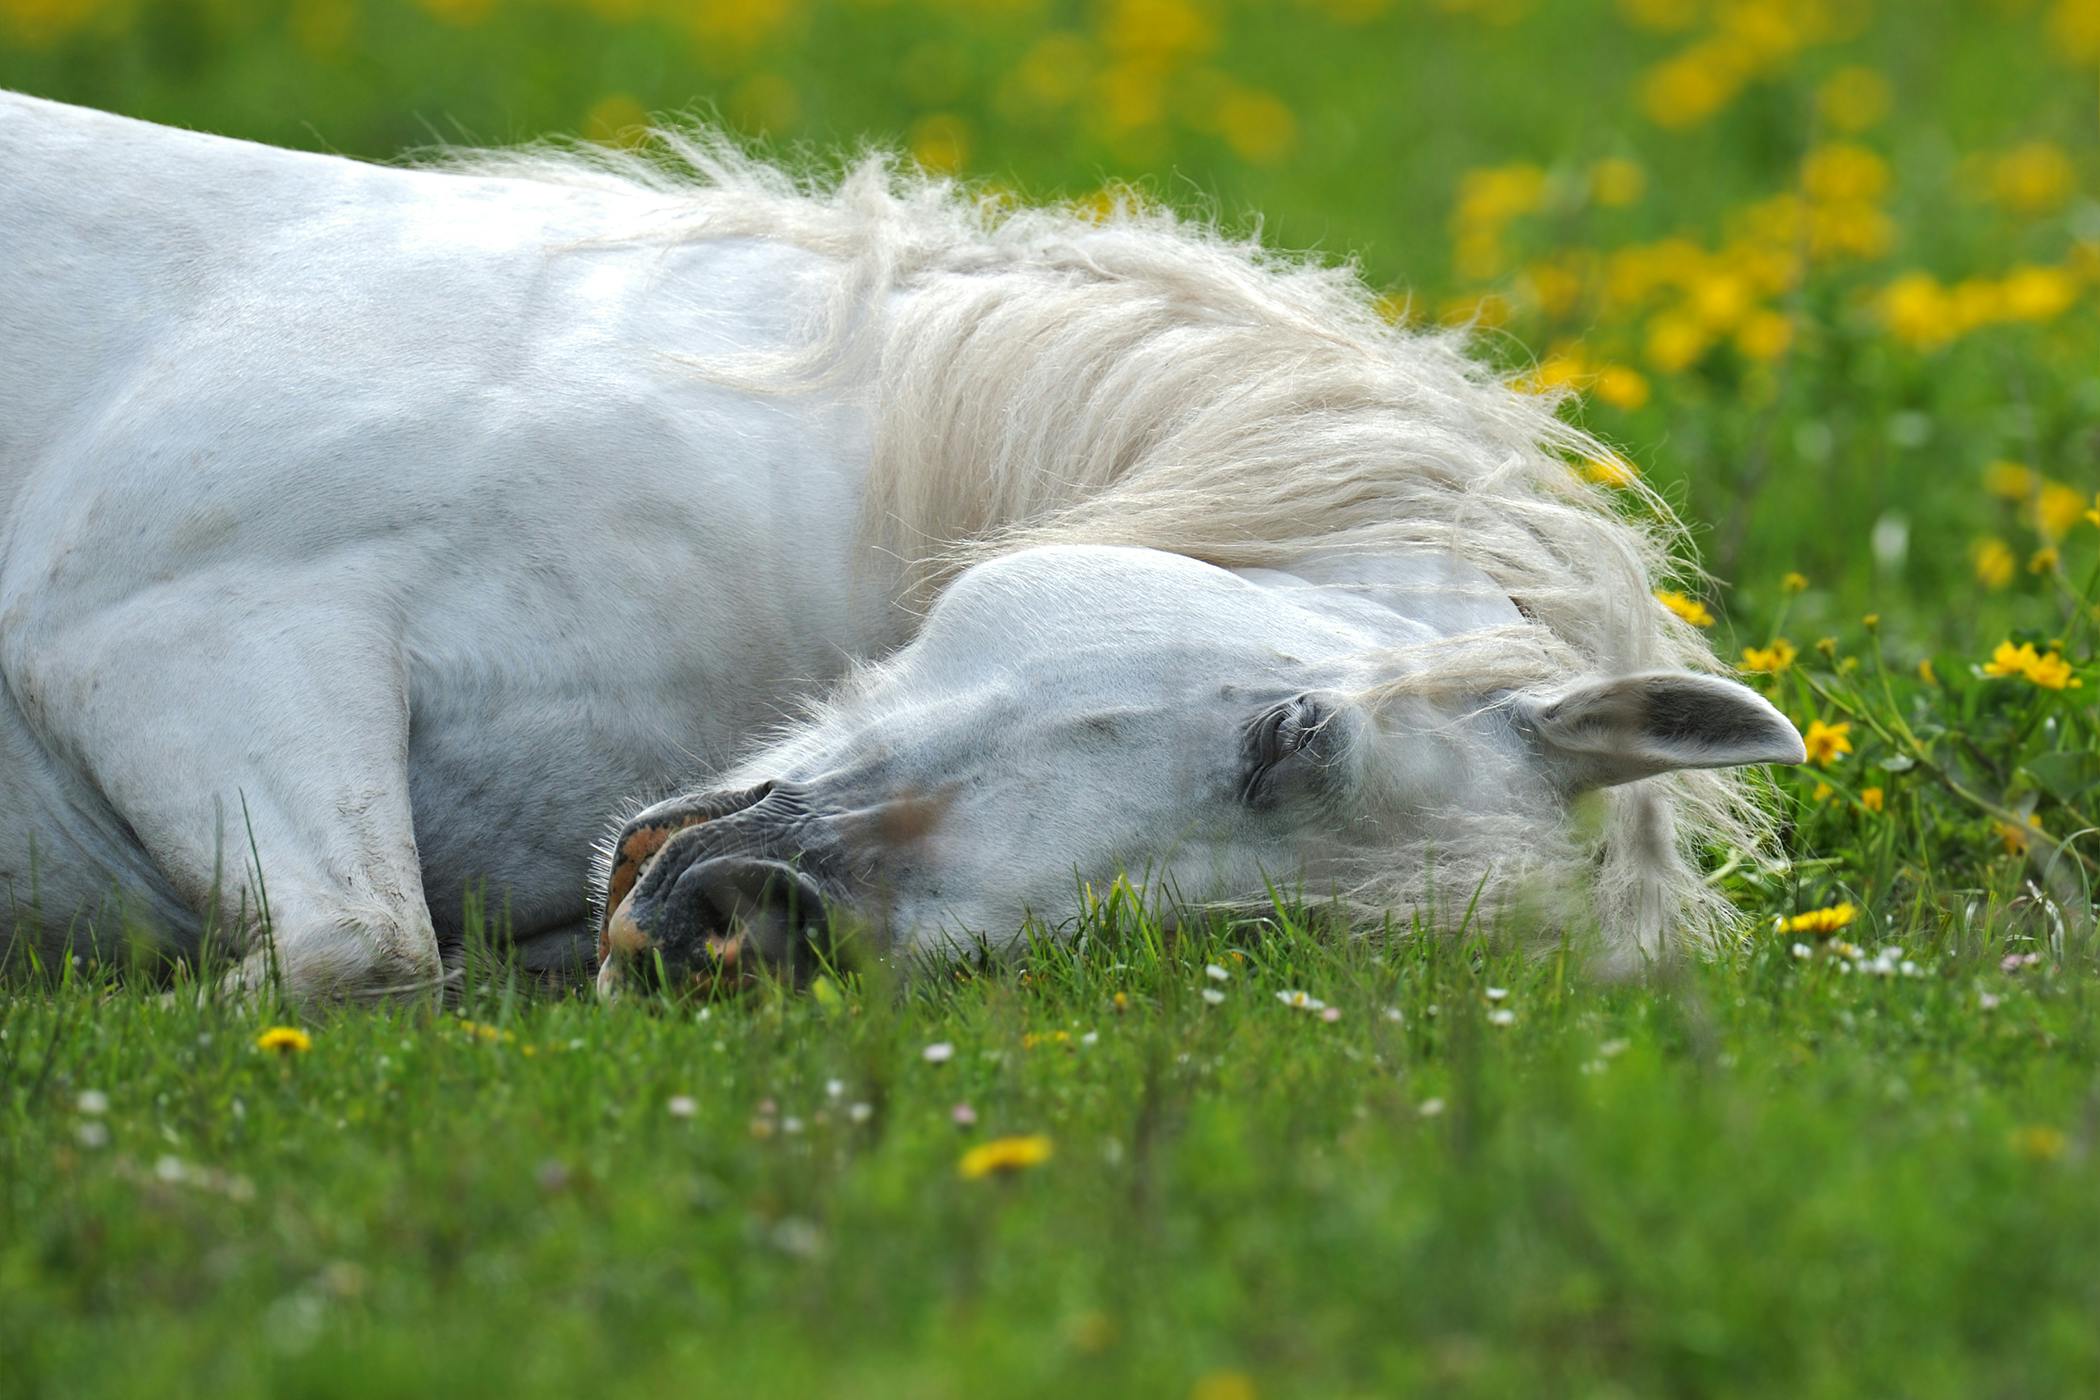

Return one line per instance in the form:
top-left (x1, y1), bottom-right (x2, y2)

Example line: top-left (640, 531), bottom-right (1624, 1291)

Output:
top-left (7, 910), bottom-right (2099, 1399)
top-left (5, 0), bottom-right (2100, 1393)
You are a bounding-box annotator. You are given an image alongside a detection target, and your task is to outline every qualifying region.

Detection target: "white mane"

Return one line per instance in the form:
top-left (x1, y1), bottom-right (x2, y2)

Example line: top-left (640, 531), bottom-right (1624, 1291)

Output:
top-left (449, 129), bottom-right (1771, 955)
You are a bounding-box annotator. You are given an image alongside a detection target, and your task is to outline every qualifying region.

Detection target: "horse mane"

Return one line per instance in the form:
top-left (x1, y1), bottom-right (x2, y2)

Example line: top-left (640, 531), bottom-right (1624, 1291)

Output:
top-left (444, 127), bottom-right (1774, 958)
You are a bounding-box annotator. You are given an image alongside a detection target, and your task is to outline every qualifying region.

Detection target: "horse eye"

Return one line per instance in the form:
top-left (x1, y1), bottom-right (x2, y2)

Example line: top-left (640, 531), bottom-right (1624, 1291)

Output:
top-left (1242, 695), bottom-right (1324, 801)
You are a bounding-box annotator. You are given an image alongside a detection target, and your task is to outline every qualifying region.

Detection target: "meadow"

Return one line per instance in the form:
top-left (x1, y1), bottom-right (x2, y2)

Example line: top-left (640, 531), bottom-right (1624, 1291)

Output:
top-left (4, 0), bottom-right (2100, 1394)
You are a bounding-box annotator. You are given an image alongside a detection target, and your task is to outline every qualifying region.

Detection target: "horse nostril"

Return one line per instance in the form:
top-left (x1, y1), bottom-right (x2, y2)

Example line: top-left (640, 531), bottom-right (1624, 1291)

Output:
top-left (676, 856), bottom-right (829, 955)
top-left (608, 855), bottom-right (833, 993)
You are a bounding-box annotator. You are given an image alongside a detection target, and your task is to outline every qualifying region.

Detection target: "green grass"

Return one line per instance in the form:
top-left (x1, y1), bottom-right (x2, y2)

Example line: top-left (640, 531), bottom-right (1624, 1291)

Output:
top-left (7, 914), bottom-right (2099, 1399)
top-left (6, 0), bottom-right (2100, 1393)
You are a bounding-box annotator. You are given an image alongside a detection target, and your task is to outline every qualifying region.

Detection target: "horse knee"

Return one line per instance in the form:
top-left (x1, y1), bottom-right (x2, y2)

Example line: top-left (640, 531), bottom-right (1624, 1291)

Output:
top-left (236, 906), bottom-right (444, 1002)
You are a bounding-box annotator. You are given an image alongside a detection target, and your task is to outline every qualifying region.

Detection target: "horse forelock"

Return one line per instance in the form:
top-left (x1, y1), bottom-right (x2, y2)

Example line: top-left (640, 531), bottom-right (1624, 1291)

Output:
top-left (439, 125), bottom-right (1776, 953)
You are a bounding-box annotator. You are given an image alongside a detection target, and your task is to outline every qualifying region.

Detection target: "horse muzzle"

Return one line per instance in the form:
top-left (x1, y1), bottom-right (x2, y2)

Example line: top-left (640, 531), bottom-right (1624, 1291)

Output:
top-left (596, 786), bottom-right (839, 999)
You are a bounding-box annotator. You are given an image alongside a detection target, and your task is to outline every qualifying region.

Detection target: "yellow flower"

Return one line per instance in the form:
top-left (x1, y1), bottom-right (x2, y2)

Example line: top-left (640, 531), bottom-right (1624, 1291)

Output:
top-left (1802, 719), bottom-right (1852, 766)
top-left (583, 94), bottom-right (649, 148)
top-left (1645, 313), bottom-right (1712, 374)
top-left (1801, 143), bottom-right (1890, 204)
top-left (1990, 142), bottom-right (2075, 215)
top-left (1655, 590), bottom-right (1715, 627)
top-left (1917, 657), bottom-right (1939, 685)
top-left (1816, 66), bottom-right (1892, 133)
top-left (1879, 272), bottom-right (1957, 349)
top-left (2010, 1125), bottom-right (2067, 1162)
top-left (1860, 786), bottom-right (1884, 813)
top-left (2086, 493), bottom-right (2100, 529)
top-left (1999, 265), bottom-right (2078, 322)
top-left (909, 113), bottom-right (971, 175)
top-left (1589, 157), bottom-right (1646, 207)
top-left (1594, 364), bottom-right (1651, 410)
top-left (1781, 571), bottom-right (1810, 593)
top-left (1734, 309), bottom-right (1793, 361)
top-left (1640, 45), bottom-right (1740, 129)
top-left (1811, 781), bottom-right (1833, 803)
top-left (1215, 87), bottom-right (1297, 166)
top-left (1582, 455), bottom-right (1640, 488)
top-left (1778, 903), bottom-right (1858, 936)
top-left (1984, 640), bottom-right (2083, 690)
top-left (1189, 1372), bottom-right (1260, 1400)
top-left (2037, 482), bottom-right (2088, 539)
top-left (1981, 640), bottom-right (2035, 678)
top-left (256, 1026), bottom-right (312, 1054)
top-left (1972, 537), bottom-right (2016, 589)
top-left (1999, 814), bottom-right (2043, 854)
top-left (1740, 638), bottom-right (1798, 674)
top-left (2030, 547), bottom-right (2060, 574)
top-left (959, 1134), bottom-right (1053, 1179)
top-left (1984, 459), bottom-right (2036, 500)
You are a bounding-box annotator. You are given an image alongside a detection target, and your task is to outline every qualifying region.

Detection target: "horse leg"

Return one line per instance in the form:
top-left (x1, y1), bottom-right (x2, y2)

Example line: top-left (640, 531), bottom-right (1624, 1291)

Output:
top-left (2, 592), bottom-right (442, 1003)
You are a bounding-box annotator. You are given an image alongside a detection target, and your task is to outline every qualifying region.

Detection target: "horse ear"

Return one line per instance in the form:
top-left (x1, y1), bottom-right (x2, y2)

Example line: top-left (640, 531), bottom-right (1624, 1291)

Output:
top-left (1519, 672), bottom-right (1806, 790)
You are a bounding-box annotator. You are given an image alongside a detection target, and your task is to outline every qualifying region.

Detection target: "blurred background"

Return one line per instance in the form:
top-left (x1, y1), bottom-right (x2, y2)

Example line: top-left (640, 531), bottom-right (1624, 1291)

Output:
top-left (2, 0), bottom-right (2095, 639)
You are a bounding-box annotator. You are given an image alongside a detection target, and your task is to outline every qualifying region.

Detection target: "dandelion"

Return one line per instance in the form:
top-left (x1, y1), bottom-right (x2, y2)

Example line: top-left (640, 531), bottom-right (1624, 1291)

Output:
top-left (255, 1026), bottom-right (312, 1055)
top-left (1816, 66), bottom-right (1891, 133)
top-left (1989, 142), bottom-right (2074, 215)
top-left (1781, 571), bottom-right (1810, 593)
top-left (908, 113), bottom-right (971, 175)
top-left (1645, 313), bottom-right (1712, 373)
top-left (1583, 455), bottom-right (1640, 488)
top-left (1983, 640), bottom-right (2082, 690)
top-left (1879, 272), bottom-right (1957, 349)
top-left (1998, 815), bottom-right (2044, 854)
top-left (959, 1134), bottom-right (1053, 1179)
top-left (2029, 547), bottom-right (2060, 574)
top-left (1594, 364), bottom-right (1651, 410)
top-left (2037, 482), bottom-right (2088, 538)
top-left (1589, 156), bottom-right (1646, 206)
top-left (1740, 638), bottom-right (1798, 673)
top-left (1734, 309), bottom-right (1793, 361)
top-left (1860, 787), bottom-right (1884, 813)
top-left (1917, 658), bottom-right (1938, 685)
top-left (1215, 87), bottom-right (1297, 165)
top-left (1778, 903), bottom-right (1858, 936)
top-left (1655, 590), bottom-right (1715, 627)
top-left (1999, 265), bottom-right (2078, 323)
top-left (1972, 537), bottom-right (2016, 589)
top-left (1811, 781), bottom-right (1833, 803)
top-left (1801, 719), bottom-right (1852, 766)
top-left (1984, 459), bottom-right (2036, 500)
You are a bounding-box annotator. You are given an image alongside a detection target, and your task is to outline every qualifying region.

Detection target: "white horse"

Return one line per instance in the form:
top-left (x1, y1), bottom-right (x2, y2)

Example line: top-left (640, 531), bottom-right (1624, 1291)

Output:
top-left (0, 92), bottom-right (1802, 1001)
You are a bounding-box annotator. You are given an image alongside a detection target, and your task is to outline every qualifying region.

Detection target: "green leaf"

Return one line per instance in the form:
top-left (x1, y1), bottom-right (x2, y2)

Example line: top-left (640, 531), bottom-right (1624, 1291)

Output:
top-left (2023, 750), bottom-right (2100, 803)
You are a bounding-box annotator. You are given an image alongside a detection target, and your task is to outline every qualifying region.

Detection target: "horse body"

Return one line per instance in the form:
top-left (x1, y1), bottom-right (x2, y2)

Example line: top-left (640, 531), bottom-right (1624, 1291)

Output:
top-left (1, 92), bottom-right (1803, 999)
top-left (1, 92), bottom-right (896, 985)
